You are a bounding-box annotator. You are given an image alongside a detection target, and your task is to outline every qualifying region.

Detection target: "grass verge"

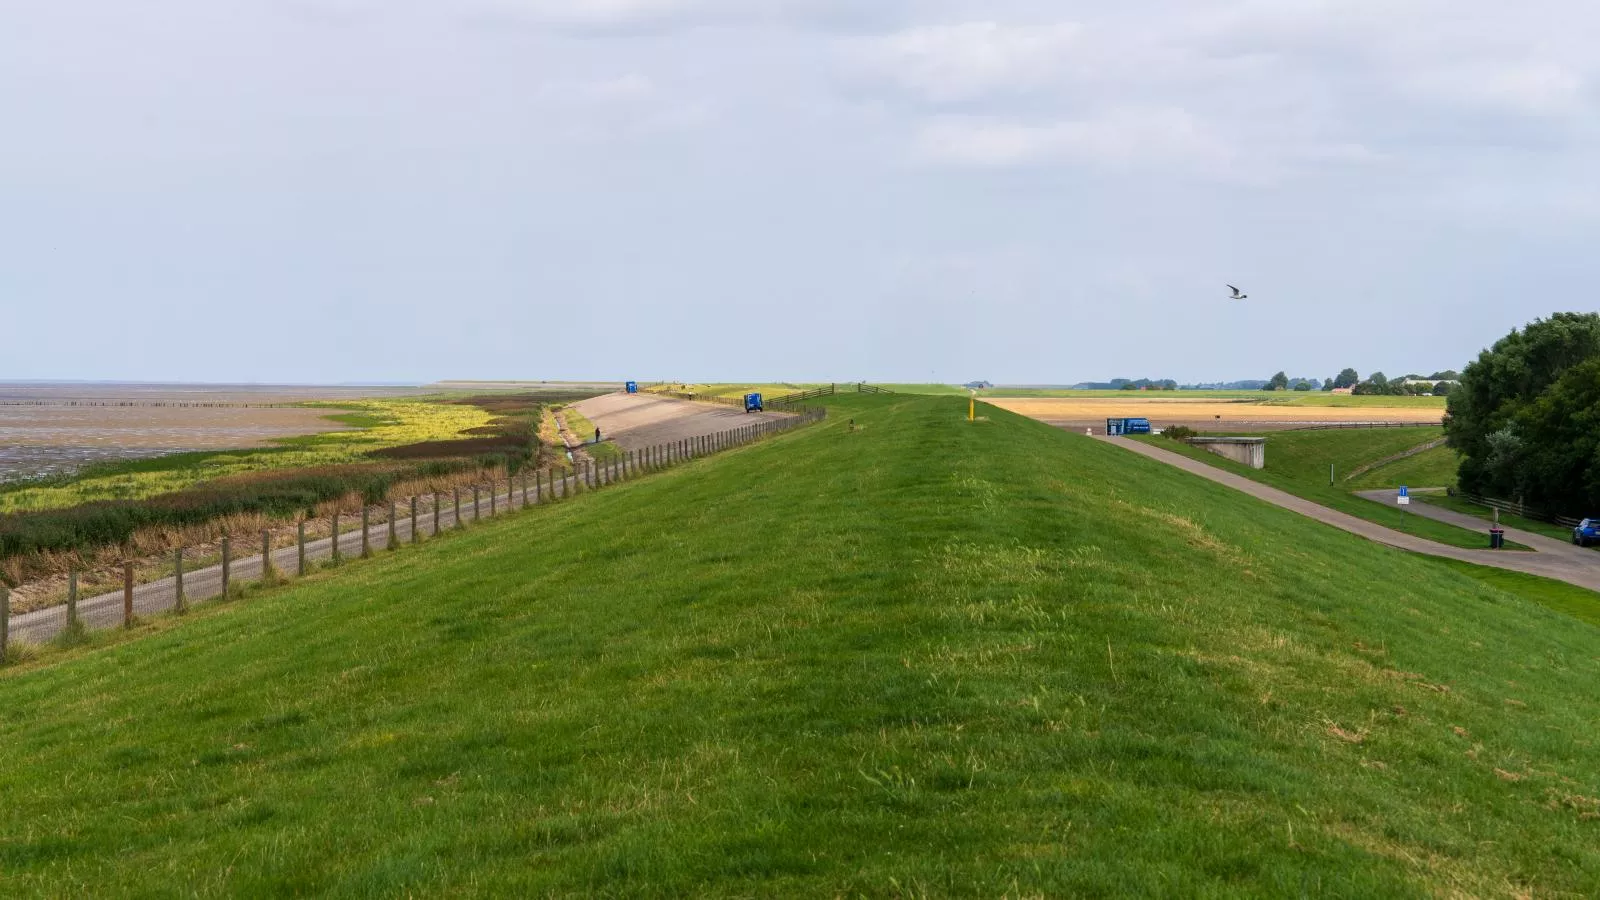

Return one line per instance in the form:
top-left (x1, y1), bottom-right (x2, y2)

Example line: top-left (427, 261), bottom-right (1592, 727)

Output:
top-left (1132, 429), bottom-right (1516, 550)
top-left (1, 396), bottom-right (1597, 895)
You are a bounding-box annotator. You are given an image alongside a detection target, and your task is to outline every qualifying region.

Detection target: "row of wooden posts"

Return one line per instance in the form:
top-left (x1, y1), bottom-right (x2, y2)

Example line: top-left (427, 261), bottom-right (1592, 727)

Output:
top-left (0, 410), bottom-right (825, 662)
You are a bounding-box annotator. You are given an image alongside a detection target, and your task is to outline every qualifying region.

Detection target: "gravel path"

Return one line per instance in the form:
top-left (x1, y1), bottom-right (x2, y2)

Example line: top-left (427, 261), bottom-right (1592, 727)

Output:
top-left (1100, 436), bottom-right (1600, 593)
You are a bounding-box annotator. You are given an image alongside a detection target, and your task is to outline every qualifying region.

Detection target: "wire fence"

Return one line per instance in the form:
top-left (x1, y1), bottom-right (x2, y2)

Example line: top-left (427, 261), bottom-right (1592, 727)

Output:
top-left (0, 406), bottom-right (827, 660)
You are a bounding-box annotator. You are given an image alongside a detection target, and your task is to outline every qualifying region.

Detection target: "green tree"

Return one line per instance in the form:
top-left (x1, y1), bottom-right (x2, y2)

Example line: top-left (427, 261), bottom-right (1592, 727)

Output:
top-left (1293, 380), bottom-right (1313, 392)
top-left (1332, 368), bottom-right (1360, 389)
top-left (1432, 381), bottom-right (1453, 398)
top-left (1447, 312), bottom-right (1600, 510)
top-left (1322, 378), bottom-right (1335, 391)
top-left (1268, 371), bottom-right (1290, 391)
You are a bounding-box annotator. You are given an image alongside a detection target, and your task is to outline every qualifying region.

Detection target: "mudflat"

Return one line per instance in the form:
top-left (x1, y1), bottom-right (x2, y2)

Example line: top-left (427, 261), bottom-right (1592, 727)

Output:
top-left (0, 383), bottom-right (421, 482)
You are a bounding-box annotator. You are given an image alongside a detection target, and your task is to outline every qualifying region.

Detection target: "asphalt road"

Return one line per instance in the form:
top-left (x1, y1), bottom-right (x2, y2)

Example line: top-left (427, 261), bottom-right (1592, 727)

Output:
top-left (574, 393), bottom-right (790, 451)
top-left (1099, 436), bottom-right (1600, 593)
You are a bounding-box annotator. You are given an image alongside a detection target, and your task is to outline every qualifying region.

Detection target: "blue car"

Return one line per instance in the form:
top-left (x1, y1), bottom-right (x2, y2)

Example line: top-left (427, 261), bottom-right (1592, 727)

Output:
top-left (1575, 519), bottom-right (1600, 547)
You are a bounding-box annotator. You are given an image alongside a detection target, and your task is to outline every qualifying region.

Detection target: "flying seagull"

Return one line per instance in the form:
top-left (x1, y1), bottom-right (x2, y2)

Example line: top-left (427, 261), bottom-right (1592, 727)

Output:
top-left (1227, 284), bottom-right (1248, 300)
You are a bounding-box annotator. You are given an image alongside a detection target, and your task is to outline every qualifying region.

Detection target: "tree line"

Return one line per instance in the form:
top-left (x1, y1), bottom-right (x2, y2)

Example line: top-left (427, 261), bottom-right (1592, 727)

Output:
top-left (1262, 369), bottom-right (1460, 395)
top-left (1446, 312), bottom-right (1600, 517)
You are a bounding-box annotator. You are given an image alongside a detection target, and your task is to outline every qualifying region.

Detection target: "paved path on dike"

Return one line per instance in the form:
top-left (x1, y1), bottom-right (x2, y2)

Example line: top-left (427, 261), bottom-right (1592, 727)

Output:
top-left (1097, 436), bottom-right (1600, 593)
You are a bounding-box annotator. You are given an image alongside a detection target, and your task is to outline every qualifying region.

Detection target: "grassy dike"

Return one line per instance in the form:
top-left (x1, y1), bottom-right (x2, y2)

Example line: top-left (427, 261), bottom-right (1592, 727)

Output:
top-left (2, 396), bottom-right (1599, 896)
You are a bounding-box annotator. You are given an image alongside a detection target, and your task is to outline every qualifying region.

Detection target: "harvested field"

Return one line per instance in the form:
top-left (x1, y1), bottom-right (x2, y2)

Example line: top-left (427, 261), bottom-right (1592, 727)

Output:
top-left (989, 397), bottom-right (1445, 432)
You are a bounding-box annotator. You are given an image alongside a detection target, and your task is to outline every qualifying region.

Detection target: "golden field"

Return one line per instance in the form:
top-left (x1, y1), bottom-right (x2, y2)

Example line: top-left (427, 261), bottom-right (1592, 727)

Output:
top-left (988, 397), bottom-right (1445, 430)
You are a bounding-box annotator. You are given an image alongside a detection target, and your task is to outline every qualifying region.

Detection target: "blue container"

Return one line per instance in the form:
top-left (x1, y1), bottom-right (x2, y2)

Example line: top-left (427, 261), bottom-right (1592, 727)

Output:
top-left (745, 393), bottom-right (764, 413)
top-left (626, 381), bottom-right (638, 394)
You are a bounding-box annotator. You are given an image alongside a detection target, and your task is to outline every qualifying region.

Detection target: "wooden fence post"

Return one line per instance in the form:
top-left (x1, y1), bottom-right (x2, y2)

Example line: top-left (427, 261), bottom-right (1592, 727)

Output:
top-left (0, 586), bottom-right (8, 664)
top-left (263, 529), bottom-right (274, 579)
top-left (298, 520), bottom-right (308, 575)
top-left (433, 492), bottom-right (442, 536)
top-left (174, 548), bottom-right (186, 613)
top-left (221, 534), bottom-right (232, 598)
top-left (361, 507), bottom-right (372, 558)
top-left (455, 487), bottom-right (463, 529)
top-left (411, 496), bottom-right (420, 544)
top-left (67, 570), bottom-right (79, 631)
top-left (521, 472), bottom-right (529, 507)
top-left (332, 511), bottom-right (342, 563)
top-left (123, 561), bottom-right (134, 628)
top-left (491, 481), bottom-right (498, 516)
top-left (388, 500), bottom-right (398, 550)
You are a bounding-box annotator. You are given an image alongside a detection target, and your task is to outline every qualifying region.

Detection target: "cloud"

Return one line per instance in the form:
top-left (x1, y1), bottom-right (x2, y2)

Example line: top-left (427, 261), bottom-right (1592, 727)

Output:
top-left (914, 110), bottom-right (1234, 171)
top-left (845, 21), bottom-right (1083, 101)
top-left (467, 0), bottom-right (916, 34)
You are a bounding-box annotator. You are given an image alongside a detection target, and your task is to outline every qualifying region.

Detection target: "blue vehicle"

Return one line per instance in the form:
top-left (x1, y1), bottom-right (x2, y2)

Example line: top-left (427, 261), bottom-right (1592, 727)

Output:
top-left (626, 381), bottom-right (639, 394)
top-left (1575, 518), bottom-right (1600, 547)
top-left (1105, 417), bottom-right (1152, 436)
top-left (745, 393), bottom-right (764, 413)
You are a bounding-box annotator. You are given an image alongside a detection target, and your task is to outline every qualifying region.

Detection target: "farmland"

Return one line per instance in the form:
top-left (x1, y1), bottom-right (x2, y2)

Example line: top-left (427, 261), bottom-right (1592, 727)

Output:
top-left (989, 396), bottom-right (1445, 432)
top-left (3, 394), bottom-right (1599, 895)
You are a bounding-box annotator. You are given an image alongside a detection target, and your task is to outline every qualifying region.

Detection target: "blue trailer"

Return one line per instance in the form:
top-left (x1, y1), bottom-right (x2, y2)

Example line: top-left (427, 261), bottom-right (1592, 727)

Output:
top-left (745, 393), bottom-right (764, 413)
top-left (626, 381), bottom-right (639, 394)
top-left (1105, 417), bottom-right (1152, 436)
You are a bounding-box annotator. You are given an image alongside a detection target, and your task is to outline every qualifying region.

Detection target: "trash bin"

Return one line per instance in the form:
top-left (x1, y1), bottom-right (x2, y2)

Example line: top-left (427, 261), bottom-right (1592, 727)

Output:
top-left (1490, 528), bottom-right (1506, 550)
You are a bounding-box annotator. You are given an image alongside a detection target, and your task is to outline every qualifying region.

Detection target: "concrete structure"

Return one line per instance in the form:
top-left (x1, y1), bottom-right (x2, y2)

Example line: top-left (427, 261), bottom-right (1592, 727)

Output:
top-left (1188, 436), bottom-right (1267, 470)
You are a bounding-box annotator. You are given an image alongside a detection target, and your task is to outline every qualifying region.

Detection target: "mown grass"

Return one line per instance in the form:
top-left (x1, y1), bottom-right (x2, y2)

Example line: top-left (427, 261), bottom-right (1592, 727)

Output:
top-left (2, 395), bottom-right (1599, 895)
top-left (1134, 428), bottom-right (1510, 550)
top-left (1348, 444), bottom-right (1459, 491)
top-left (1429, 559), bottom-right (1600, 628)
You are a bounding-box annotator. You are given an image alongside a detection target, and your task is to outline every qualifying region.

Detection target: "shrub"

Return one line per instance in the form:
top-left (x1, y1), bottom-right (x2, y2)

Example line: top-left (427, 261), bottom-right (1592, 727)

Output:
top-left (1165, 425), bottom-right (1198, 442)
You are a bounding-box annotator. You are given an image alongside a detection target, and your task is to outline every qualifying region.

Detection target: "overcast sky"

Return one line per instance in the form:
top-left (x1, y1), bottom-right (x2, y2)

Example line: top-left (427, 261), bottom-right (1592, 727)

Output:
top-left (3, 1), bottom-right (1597, 385)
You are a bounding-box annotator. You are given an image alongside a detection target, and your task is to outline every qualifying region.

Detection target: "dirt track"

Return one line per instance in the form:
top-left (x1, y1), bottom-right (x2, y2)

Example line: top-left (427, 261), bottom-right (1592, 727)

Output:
top-left (991, 398), bottom-right (1444, 433)
top-left (573, 394), bottom-right (790, 450)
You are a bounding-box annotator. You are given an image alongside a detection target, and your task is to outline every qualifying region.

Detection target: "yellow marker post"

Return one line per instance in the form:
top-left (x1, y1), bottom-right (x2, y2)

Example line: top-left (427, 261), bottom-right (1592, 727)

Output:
top-left (969, 391), bottom-right (976, 422)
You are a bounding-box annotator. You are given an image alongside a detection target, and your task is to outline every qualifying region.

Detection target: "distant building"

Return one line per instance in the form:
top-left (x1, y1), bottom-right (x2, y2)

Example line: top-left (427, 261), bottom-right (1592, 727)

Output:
top-left (964, 381), bottom-right (994, 390)
top-left (1332, 387), bottom-right (1355, 395)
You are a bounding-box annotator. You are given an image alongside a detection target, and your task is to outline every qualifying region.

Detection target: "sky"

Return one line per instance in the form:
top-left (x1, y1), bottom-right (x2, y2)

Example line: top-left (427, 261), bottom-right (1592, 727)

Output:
top-left (3, 0), bottom-right (1597, 385)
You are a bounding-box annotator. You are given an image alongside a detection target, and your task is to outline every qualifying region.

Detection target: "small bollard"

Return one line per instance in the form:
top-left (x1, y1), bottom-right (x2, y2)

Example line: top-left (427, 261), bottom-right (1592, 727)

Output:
top-left (123, 561), bottom-right (134, 628)
top-left (221, 534), bottom-right (232, 598)
top-left (174, 548), bottom-right (186, 613)
top-left (298, 520), bottom-right (308, 575)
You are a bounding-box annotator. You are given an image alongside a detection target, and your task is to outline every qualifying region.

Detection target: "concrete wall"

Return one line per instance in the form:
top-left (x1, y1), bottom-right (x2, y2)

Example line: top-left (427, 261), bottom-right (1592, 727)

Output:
top-left (1189, 438), bottom-right (1266, 470)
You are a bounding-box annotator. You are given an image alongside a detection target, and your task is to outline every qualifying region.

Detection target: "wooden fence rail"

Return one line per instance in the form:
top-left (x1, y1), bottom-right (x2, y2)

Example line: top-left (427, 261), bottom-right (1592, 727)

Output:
top-left (1, 406), bottom-right (829, 658)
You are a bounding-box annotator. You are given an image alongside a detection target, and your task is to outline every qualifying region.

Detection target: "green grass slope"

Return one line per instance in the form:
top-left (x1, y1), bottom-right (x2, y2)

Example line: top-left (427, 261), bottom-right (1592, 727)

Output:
top-left (3, 397), bottom-right (1599, 896)
top-left (1136, 428), bottom-right (1507, 550)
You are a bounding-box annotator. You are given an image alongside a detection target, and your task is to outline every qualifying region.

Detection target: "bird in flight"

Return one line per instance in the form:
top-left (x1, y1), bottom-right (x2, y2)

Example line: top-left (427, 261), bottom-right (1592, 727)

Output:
top-left (1227, 284), bottom-right (1248, 300)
